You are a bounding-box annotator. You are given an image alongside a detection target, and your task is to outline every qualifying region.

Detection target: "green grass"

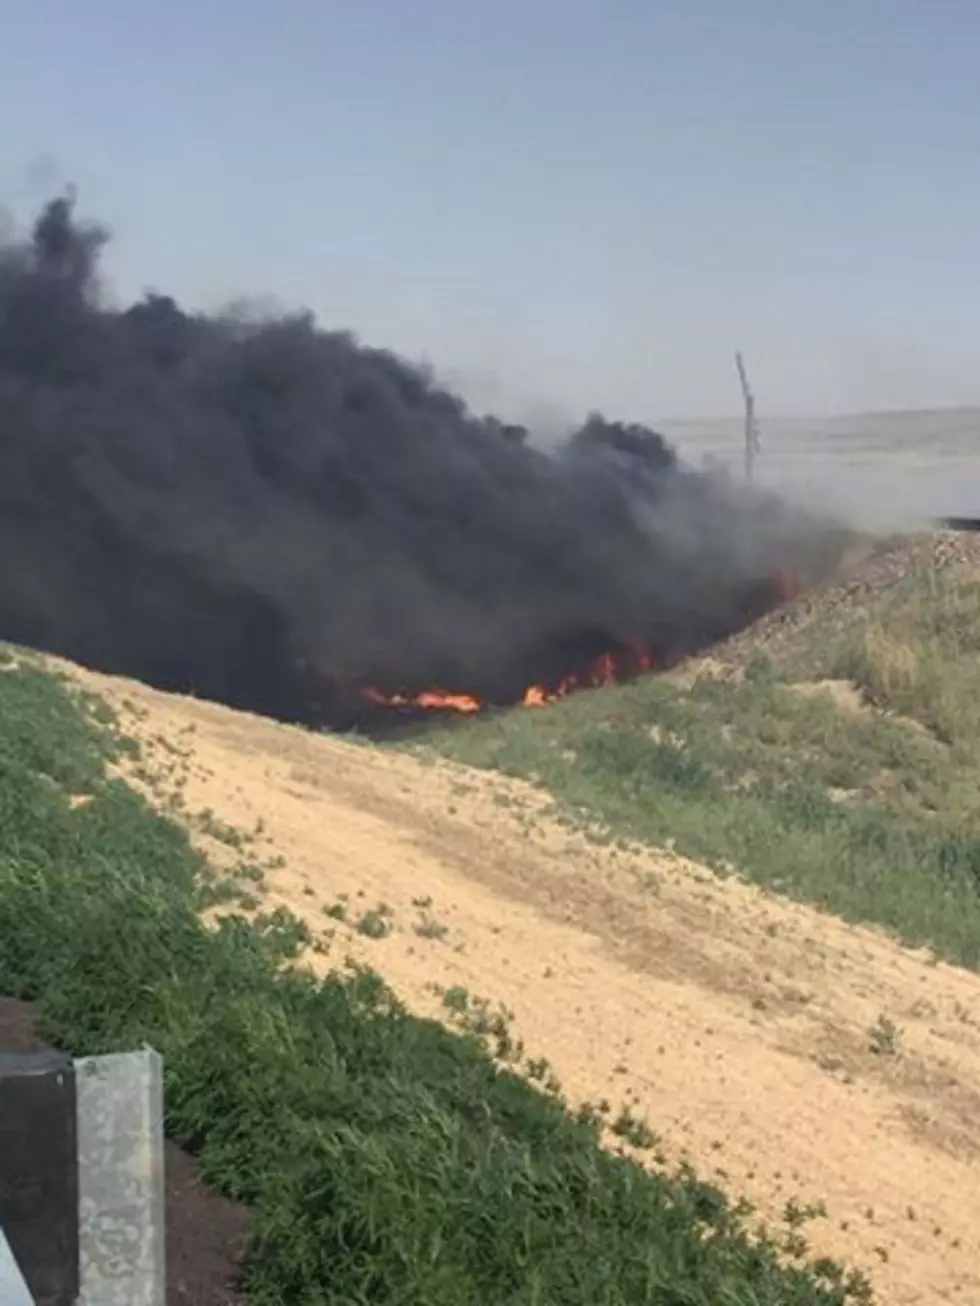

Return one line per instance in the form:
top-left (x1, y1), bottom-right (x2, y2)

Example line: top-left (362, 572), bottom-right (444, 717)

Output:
top-left (0, 650), bottom-right (868, 1303)
top-left (422, 558), bottom-right (980, 970)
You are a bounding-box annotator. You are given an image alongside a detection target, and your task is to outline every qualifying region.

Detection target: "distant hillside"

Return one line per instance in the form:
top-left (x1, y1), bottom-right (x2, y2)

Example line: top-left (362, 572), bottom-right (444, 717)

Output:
top-left (659, 408), bottom-right (980, 525)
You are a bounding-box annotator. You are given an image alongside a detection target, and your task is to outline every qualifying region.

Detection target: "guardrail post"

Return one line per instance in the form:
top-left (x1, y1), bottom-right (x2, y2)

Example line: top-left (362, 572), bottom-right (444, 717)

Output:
top-left (75, 1049), bottom-right (166, 1306)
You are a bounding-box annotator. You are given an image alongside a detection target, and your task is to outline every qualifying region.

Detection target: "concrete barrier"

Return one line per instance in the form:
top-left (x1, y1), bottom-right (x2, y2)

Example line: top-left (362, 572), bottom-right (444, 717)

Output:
top-left (76, 1049), bottom-right (165, 1306)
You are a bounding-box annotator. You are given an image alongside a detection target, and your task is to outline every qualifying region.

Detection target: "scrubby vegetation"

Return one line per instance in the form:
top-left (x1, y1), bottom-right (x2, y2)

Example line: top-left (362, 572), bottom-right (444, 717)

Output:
top-left (0, 649), bottom-right (868, 1302)
top-left (426, 551), bottom-right (980, 970)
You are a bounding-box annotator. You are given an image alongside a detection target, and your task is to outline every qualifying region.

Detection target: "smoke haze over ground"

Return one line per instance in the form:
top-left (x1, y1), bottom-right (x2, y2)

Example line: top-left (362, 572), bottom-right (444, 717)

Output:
top-left (659, 411), bottom-right (980, 533)
top-left (0, 197), bottom-right (850, 727)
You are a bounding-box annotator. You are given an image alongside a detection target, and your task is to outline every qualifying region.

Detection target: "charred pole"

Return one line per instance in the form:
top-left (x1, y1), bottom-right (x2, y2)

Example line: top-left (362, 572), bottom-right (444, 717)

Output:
top-left (735, 350), bottom-right (761, 481)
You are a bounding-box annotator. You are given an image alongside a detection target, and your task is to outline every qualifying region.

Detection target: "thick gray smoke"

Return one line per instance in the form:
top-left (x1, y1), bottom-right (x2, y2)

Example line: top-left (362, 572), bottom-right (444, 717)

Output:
top-left (0, 196), bottom-right (848, 726)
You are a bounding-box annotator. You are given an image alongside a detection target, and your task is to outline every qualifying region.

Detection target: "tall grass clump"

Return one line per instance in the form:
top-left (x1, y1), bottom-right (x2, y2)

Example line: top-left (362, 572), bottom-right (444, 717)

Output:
top-left (829, 563), bottom-right (980, 745)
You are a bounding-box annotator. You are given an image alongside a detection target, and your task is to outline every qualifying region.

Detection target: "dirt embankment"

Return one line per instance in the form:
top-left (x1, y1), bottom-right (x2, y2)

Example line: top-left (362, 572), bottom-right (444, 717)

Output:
top-left (53, 655), bottom-right (980, 1306)
top-left (716, 529), bottom-right (980, 669)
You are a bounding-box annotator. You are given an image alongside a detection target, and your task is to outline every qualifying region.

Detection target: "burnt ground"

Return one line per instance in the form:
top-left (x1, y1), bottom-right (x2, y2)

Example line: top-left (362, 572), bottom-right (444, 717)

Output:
top-left (0, 997), bottom-right (249, 1306)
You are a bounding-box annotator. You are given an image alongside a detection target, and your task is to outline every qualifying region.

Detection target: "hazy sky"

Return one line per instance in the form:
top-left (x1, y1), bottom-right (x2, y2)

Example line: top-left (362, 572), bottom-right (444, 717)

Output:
top-left (2, 0), bottom-right (979, 423)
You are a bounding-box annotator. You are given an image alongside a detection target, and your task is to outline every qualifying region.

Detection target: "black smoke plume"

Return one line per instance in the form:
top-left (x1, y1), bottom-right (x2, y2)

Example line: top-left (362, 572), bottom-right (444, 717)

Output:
top-left (0, 196), bottom-right (846, 727)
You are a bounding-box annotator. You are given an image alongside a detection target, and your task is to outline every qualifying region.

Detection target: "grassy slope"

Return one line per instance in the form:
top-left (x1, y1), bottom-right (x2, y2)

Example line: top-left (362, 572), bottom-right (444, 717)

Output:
top-left (423, 552), bottom-right (980, 970)
top-left (0, 648), bottom-right (867, 1305)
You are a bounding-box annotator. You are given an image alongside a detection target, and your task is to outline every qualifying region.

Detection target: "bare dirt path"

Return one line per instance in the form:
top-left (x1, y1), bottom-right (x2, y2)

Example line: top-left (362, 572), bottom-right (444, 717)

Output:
top-left (57, 657), bottom-right (980, 1305)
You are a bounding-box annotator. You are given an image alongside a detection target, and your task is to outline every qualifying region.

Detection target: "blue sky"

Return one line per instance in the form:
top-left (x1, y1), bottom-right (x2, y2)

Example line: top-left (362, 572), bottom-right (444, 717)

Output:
top-left (1, 0), bottom-right (979, 422)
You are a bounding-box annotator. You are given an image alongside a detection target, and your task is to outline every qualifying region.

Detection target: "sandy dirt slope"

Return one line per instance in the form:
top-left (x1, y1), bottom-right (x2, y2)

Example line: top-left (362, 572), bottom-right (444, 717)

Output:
top-left (54, 657), bottom-right (980, 1305)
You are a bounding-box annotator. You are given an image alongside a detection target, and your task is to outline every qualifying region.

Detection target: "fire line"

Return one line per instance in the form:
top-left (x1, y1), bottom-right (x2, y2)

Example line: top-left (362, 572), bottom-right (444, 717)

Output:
top-left (359, 644), bottom-right (658, 715)
top-left (357, 566), bottom-right (799, 716)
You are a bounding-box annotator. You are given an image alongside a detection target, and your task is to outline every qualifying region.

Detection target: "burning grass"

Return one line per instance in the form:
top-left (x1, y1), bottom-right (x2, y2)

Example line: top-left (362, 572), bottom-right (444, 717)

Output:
top-left (356, 567), bottom-right (806, 722)
top-left (360, 644), bottom-right (659, 715)
top-left (0, 651), bottom-right (869, 1303)
top-left (420, 535), bottom-right (980, 970)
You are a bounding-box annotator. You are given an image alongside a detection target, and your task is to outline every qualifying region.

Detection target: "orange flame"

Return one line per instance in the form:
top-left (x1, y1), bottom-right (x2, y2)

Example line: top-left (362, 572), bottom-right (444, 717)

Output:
top-left (361, 686), bottom-right (481, 713)
top-left (522, 684), bottom-right (549, 707)
top-left (361, 644), bottom-right (658, 714)
top-left (771, 565), bottom-right (801, 602)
